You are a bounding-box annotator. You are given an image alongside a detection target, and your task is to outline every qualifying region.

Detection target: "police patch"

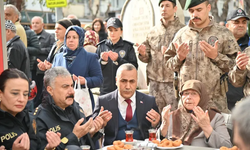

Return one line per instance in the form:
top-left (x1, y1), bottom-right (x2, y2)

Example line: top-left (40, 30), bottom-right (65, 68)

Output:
top-left (119, 50), bottom-right (126, 58)
top-left (208, 36), bottom-right (218, 47)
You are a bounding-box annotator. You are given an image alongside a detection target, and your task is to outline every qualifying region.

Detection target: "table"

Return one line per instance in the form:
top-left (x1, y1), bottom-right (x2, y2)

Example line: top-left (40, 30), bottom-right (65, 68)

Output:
top-left (100, 145), bottom-right (218, 150)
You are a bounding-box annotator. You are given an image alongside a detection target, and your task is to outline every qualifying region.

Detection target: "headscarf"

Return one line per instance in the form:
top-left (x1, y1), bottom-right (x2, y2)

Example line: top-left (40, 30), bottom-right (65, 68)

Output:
top-left (84, 30), bottom-right (99, 47)
top-left (171, 80), bottom-right (219, 145)
top-left (63, 26), bottom-right (86, 67)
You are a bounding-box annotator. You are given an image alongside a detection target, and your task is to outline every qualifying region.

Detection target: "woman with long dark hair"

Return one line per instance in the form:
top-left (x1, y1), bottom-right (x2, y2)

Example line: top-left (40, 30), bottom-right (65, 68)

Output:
top-left (92, 18), bottom-right (107, 42)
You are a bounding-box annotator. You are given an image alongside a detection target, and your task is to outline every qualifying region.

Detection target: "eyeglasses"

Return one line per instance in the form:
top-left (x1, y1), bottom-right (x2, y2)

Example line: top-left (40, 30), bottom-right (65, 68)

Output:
top-left (182, 91), bottom-right (199, 97)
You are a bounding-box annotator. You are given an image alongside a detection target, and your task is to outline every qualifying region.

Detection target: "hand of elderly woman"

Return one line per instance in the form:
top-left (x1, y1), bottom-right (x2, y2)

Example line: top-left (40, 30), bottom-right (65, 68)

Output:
top-left (12, 133), bottom-right (30, 150)
top-left (191, 106), bottom-right (213, 139)
top-left (45, 131), bottom-right (61, 150)
top-left (73, 74), bottom-right (86, 85)
top-left (160, 105), bottom-right (173, 137)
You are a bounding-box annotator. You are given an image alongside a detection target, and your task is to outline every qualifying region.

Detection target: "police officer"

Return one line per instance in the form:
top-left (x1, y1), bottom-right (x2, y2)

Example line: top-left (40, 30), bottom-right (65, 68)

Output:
top-left (164, 0), bottom-right (240, 113)
top-left (226, 8), bottom-right (250, 110)
top-left (0, 69), bottom-right (37, 150)
top-left (96, 17), bottom-right (138, 95)
top-left (137, 0), bottom-right (185, 112)
top-left (33, 67), bottom-right (110, 150)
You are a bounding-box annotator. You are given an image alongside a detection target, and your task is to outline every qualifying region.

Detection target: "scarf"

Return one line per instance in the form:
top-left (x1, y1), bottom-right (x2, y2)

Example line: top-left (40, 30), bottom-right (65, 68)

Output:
top-left (171, 80), bottom-right (219, 145)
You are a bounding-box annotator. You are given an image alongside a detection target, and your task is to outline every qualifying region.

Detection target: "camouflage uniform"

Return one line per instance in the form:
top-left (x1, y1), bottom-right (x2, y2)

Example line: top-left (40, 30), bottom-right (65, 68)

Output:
top-left (228, 47), bottom-right (250, 96)
top-left (164, 17), bottom-right (240, 113)
top-left (138, 17), bottom-right (185, 112)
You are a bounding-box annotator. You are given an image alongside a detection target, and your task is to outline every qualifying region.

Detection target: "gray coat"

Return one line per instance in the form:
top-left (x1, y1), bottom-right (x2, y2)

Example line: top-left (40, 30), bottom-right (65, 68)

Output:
top-left (164, 113), bottom-right (232, 148)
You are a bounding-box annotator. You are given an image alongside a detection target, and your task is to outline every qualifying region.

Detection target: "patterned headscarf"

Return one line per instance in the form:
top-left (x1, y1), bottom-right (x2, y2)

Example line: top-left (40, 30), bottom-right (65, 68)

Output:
top-left (84, 30), bottom-right (99, 47)
top-left (5, 20), bottom-right (16, 31)
top-left (171, 80), bottom-right (219, 145)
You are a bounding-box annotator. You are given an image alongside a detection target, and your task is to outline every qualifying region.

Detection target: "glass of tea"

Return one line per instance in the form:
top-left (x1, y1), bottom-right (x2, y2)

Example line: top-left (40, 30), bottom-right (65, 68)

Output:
top-left (148, 129), bottom-right (157, 141)
top-left (125, 130), bottom-right (134, 142)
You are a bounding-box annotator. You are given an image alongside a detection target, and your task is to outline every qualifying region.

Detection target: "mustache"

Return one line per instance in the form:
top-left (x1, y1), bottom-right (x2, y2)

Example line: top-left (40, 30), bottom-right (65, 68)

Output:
top-left (192, 17), bottom-right (201, 20)
top-left (66, 95), bottom-right (74, 99)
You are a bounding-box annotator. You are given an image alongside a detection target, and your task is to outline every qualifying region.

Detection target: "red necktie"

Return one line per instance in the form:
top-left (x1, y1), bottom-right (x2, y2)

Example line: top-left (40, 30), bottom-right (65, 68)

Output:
top-left (125, 99), bottom-right (132, 122)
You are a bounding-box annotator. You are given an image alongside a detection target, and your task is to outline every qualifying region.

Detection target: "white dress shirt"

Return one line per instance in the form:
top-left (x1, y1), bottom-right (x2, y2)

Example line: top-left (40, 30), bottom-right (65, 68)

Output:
top-left (118, 92), bottom-right (136, 120)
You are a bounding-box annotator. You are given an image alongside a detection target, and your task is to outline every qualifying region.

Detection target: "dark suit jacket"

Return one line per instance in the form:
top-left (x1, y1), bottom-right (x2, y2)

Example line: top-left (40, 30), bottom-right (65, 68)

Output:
top-left (93, 90), bottom-right (159, 146)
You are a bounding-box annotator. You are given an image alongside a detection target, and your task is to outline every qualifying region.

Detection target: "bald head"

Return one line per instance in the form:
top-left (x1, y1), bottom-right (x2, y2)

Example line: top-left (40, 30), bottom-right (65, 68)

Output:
top-left (31, 16), bottom-right (44, 34)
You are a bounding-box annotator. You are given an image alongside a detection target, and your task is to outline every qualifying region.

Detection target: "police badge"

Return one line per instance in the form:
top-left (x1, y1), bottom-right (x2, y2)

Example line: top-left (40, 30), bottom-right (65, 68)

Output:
top-left (119, 50), bottom-right (126, 58)
top-left (208, 36), bottom-right (218, 47)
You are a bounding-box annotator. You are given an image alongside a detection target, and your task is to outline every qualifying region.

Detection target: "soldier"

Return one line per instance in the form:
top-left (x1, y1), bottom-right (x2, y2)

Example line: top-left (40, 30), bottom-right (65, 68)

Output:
top-left (137, 0), bottom-right (185, 112)
top-left (164, 0), bottom-right (239, 113)
top-left (96, 17), bottom-right (138, 95)
top-left (225, 8), bottom-right (250, 110)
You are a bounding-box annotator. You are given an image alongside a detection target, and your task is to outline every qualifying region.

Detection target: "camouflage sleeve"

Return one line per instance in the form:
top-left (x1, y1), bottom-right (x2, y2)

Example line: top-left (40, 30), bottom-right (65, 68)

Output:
top-left (138, 37), bottom-right (151, 63)
top-left (164, 38), bottom-right (184, 72)
top-left (228, 66), bottom-right (247, 87)
top-left (210, 31), bottom-right (239, 73)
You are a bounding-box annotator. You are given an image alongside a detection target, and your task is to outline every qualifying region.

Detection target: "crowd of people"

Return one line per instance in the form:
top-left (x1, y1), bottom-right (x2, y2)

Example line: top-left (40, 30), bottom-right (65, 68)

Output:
top-left (1, 0), bottom-right (250, 150)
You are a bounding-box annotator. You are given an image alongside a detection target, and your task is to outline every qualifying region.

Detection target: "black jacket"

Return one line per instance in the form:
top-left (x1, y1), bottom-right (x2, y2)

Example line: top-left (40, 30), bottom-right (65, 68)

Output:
top-left (23, 25), bottom-right (41, 71)
top-left (96, 38), bottom-right (138, 95)
top-left (46, 41), bottom-right (64, 63)
top-left (7, 35), bottom-right (30, 78)
top-left (0, 108), bottom-right (37, 150)
top-left (36, 30), bottom-right (55, 74)
top-left (34, 92), bottom-right (102, 150)
top-left (227, 34), bottom-right (250, 104)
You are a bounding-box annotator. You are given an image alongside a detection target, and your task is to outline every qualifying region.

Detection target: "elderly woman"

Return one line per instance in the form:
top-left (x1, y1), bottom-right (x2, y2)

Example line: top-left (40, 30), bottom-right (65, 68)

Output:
top-left (84, 30), bottom-right (99, 53)
top-left (160, 80), bottom-right (232, 148)
top-left (52, 25), bottom-right (103, 110)
top-left (0, 69), bottom-right (37, 150)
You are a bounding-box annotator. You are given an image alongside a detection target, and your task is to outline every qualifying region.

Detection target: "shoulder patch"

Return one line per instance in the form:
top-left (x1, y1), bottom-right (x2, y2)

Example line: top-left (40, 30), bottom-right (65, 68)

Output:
top-left (208, 36), bottom-right (218, 47)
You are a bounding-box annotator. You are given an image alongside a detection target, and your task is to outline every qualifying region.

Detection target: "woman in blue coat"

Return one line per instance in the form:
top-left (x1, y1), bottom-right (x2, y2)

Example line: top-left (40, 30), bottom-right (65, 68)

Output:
top-left (52, 25), bottom-right (103, 110)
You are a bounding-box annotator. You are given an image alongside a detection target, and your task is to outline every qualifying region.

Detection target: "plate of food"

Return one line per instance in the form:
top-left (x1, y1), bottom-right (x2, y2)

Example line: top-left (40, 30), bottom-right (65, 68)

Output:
top-left (154, 139), bottom-right (183, 149)
top-left (156, 144), bottom-right (183, 149)
top-left (104, 140), bottom-right (134, 150)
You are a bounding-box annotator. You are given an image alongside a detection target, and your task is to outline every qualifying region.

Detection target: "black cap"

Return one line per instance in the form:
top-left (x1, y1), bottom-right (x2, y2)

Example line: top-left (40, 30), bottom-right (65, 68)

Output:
top-left (57, 18), bottom-right (73, 29)
top-left (158, 0), bottom-right (176, 6)
top-left (226, 8), bottom-right (250, 21)
top-left (107, 17), bottom-right (123, 28)
top-left (184, 0), bottom-right (207, 10)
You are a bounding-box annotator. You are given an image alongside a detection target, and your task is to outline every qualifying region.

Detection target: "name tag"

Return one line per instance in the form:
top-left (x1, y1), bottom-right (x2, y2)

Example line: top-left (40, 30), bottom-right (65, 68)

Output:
top-left (1, 132), bottom-right (18, 142)
top-left (49, 125), bottom-right (61, 132)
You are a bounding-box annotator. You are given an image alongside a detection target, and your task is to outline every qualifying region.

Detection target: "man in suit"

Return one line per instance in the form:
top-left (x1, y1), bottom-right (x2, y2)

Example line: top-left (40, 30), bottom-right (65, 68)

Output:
top-left (93, 63), bottom-right (160, 146)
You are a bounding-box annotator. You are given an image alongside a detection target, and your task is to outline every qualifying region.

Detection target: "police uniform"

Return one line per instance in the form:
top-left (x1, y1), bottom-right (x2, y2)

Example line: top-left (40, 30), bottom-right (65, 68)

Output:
top-left (0, 108), bottom-right (37, 149)
top-left (96, 17), bottom-right (138, 95)
top-left (226, 8), bottom-right (250, 109)
top-left (138, 1), bottom-right (185, 112)
top-left (164, 0), bottom-right (240, 113)
top-left (33, 93), bottom-right (102, 150)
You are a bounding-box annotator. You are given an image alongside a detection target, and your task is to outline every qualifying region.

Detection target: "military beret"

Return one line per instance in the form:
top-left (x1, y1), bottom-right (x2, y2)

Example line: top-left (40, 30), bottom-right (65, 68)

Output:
top-left (226, 8), bottom-right (250, 21)
top-left (158, 0), bottom-right (176, 6)
top-left (5, 20), bottom-right (16, 31)
top-left (107, 17), bottom-right (123, 28)
top-left (184, 0), bottom-right (207, 10)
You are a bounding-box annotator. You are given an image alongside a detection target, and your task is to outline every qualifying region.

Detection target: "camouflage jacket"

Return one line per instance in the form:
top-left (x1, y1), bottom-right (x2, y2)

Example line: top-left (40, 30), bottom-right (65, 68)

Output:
top-left (164, 17), bottom-right (239, 112)
top-left (228, 47), bottom-right (250, 96)
top-left (138, 17), bottom-right (185, 82)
